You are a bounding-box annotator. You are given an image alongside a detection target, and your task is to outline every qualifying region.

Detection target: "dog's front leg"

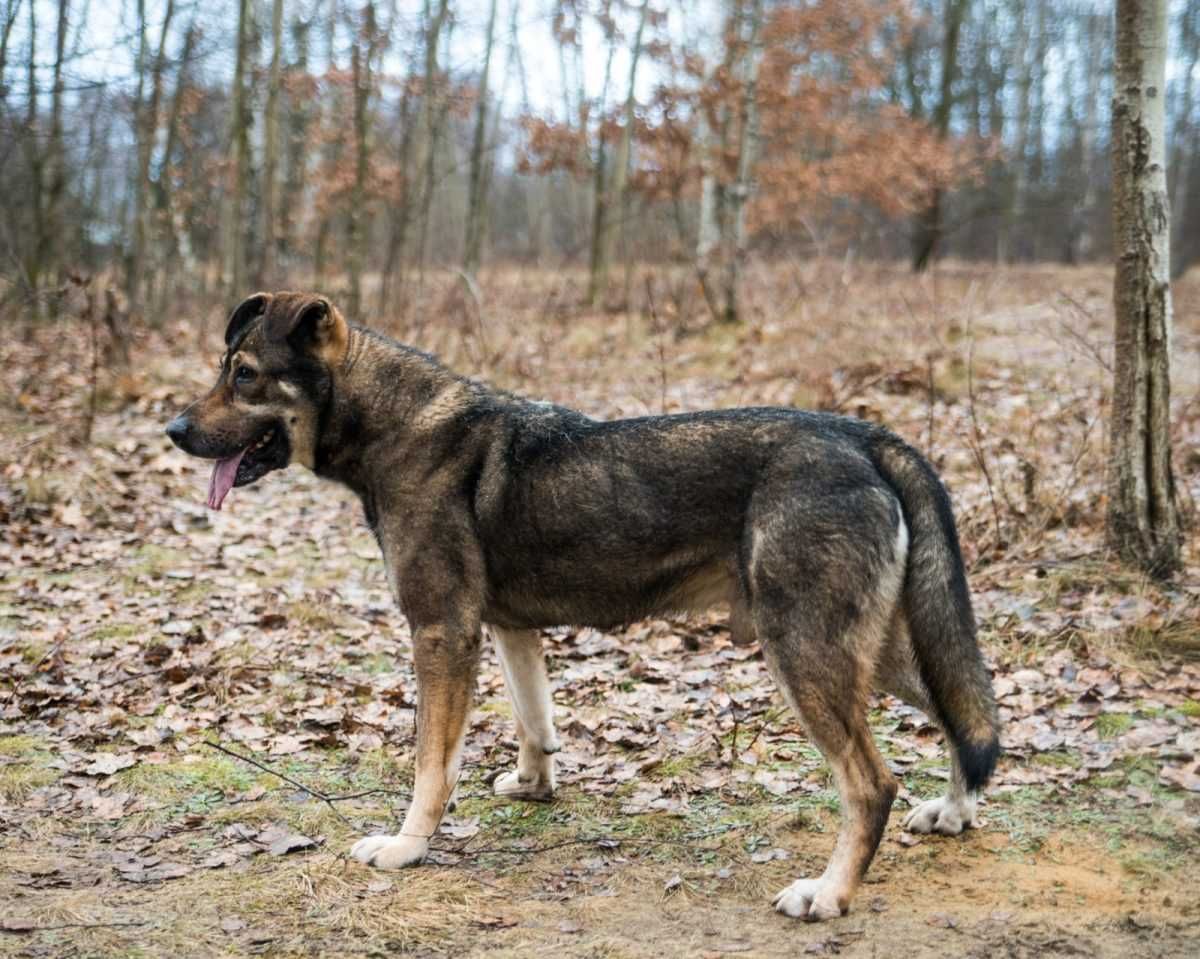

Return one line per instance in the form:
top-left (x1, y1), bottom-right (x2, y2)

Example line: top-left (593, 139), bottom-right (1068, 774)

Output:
top-left (351, 623), bottom-right (481, 869)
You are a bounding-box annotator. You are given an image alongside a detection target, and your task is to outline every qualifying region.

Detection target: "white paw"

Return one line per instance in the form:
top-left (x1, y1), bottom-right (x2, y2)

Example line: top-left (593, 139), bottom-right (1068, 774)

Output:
top-left (493, 768), bottom-right (555, 801)
top-left (902, 795), bottom-right (976, 836)
top-left (772, 877), bottom-right (845, 922)
top-left (349, 834), bottom-right (429, 870)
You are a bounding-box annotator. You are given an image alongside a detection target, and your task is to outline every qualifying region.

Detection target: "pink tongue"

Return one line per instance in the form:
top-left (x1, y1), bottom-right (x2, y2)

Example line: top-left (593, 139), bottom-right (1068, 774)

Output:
top-left (207, 449), bottom-right (246, 511)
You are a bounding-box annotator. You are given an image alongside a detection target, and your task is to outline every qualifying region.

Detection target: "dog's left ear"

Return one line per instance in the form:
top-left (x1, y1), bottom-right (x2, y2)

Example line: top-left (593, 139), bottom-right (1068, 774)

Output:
top-left (224, 292), bottom-right (270, 348)
top-left (268, 296), bottom-right (349, 365)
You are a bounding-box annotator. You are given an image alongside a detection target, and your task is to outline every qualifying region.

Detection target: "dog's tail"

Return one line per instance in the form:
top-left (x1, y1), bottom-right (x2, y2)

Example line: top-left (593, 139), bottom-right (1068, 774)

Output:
top-left (871, 437), bottom-right (1000, 794)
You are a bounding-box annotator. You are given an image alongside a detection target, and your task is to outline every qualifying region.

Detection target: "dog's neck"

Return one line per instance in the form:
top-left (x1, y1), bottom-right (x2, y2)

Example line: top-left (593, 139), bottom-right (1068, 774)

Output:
top-left (312, 326), bottom-right (482, 518)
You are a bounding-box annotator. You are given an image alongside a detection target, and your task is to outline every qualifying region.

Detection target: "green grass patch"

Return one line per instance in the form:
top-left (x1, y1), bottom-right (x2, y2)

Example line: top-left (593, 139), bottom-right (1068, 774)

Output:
top-left (1095, 712), bottom-right (1135, 739)
top-left (0, 734), bottom-right (59, 800)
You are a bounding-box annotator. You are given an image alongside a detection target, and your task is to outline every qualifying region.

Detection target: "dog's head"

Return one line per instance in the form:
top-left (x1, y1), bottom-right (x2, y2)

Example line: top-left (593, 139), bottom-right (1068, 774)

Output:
top-left (165, 291), bottom-right (349, 510)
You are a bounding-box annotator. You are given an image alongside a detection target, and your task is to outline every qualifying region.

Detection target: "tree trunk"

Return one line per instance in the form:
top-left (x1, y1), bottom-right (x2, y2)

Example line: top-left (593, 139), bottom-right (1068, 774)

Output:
top-left (1067, 11), bottom-right (1102, 264)
top-left (346, 3), bottom-right (377, 321)
top-left (221, 0), bottom-right (253, 297)
top-left (0, 0), bottom-right (24, 106)
top-left (911, 0), bottom-right (968, 272)
top-left (463, 0), bottom-right (498, 278)
top-left (1107, 0), bottom-right (1181, 579)
top-left (152, 20), bottom-right (197, 310)
top-left (585, 3), bottom-right (619, 310)
top-left (1002, 0), bottom-right (1033, 262)
top-left (259, 0), bottom-right (284, 286)
top-left (314, 0), bottom-right (341, 283)
top-left (130, 0), bottom-right (175, 313)
top-left (22, 0), bottom-right (43, 300)
top-left (43, 0), bottom-right (68, 289)
top-left (417, 0), bottom-right (451, 281)
top-left (281, 16), bottom-right (311, 267)
top-left (593, 0), bottom-right (649, 305)
top-left (716, 0), bottom-right (762, 325)
top-left (1168, 6), bottom-right (1198, 281)
top-left (696, 0), bottom-right (742, 323)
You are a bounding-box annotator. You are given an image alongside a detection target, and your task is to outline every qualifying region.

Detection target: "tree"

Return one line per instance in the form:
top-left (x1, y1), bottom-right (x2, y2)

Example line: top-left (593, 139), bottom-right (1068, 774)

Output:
top-left (130, 0), bottom-right (176, 312)
top-left (1169, 3), bottom-right (1198, 280)
top-left (463, 0), bottom-right (499, 278)
top-left (221, 0), bottom-right (255, 297)
top-left (695, 0), bottom-right (763, 324)
top-left (1106, 0), bottom-right (1181, 578)
top-left (346, 2), bottom-right (383, 320)
top-left (910, 0), bottom-right (969, 272)
top-left (0, 0), bottom-right (23, 106)
top-left (590, 0), bottom-right (651, 307)
top-left (259, 0), bottom-right (285, 286)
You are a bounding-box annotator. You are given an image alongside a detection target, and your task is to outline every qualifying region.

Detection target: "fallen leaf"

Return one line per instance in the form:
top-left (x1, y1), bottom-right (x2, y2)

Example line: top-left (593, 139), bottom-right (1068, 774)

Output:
top-left (83, 753), bottom-right (136, 776)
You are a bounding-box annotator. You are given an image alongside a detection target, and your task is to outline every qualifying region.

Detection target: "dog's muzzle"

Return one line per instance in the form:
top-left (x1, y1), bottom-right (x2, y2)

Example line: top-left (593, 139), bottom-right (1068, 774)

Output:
top-left (165, 415), bottom-right (192, 450)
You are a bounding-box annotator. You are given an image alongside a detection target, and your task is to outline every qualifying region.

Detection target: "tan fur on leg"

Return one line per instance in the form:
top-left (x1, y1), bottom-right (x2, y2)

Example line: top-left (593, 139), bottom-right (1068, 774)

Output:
top-left (492, 626), bottom-right (558, 800)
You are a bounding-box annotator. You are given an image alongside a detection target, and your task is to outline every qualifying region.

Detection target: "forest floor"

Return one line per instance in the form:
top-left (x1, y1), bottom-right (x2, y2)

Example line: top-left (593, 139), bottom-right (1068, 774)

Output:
top-left (1, 261), bottom-right (1199, 958)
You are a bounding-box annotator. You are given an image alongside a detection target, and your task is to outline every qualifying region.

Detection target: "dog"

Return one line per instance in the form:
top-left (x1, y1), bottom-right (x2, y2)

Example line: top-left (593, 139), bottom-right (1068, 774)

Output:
top-left (165, 291), bottom-right (1000, 921)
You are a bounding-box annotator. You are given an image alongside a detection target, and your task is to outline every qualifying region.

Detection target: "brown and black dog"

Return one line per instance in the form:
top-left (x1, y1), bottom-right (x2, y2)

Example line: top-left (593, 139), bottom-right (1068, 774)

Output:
top-left (166, 291), bottom-right (1000, 921)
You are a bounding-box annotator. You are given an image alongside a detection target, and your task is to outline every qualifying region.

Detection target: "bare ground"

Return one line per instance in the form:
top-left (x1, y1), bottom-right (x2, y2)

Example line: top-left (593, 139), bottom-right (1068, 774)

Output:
top-left (2, 261), bottom-right (1199, 957)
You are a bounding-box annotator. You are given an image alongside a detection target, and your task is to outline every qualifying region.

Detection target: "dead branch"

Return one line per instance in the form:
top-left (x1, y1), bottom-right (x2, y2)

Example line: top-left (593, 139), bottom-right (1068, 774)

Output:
top-left (203, 739), bottom-right (410, 829)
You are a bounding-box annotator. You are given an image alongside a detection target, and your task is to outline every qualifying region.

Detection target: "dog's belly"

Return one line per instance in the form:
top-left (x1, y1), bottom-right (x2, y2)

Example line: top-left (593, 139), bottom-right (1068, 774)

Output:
top-left (482, 557), bottom-right (736, 632)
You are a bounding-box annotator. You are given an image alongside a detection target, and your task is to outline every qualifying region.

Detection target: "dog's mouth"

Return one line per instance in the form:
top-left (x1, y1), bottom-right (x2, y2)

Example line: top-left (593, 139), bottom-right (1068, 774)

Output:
top-left (207, 426), bottom-right (290, 510)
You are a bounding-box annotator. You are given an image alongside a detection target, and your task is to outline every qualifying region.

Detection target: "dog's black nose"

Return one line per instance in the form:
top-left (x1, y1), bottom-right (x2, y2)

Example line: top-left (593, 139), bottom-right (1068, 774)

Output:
top-left (165, 415), bottom-right (191, 448)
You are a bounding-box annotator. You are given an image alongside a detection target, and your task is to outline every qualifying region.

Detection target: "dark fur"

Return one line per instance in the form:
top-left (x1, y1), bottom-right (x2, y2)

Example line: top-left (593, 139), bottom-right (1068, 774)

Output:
top-left (167, 292), bottom-right (1001, 919)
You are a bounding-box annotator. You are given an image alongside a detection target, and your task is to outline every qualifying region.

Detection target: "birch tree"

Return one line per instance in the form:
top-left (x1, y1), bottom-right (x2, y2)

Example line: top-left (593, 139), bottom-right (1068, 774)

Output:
top-left (1106, 0), bottom-right (1181, 578)
top-left (0, 0), bottom-right (23, 106)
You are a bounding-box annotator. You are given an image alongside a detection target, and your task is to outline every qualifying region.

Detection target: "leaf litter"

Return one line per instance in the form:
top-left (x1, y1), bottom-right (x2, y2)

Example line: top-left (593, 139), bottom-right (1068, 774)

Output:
top-left (1, 264), bottom-right (1199, 955)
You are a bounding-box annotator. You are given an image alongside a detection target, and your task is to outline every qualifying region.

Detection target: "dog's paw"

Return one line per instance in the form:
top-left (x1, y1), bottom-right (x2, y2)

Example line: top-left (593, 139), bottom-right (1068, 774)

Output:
top-left (772, 878), bottom-right (845, 922)
top-left (493, 769), bottom-right (555, 802)
top-left (349, 834), bottom-right (428, 870)
top-left (902, 795), bottom-right (977, 836)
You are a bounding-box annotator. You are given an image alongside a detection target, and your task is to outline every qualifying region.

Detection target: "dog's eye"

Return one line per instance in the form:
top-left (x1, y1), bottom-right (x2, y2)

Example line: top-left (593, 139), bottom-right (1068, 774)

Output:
top-left (235, 365), bottom-right (256, 386)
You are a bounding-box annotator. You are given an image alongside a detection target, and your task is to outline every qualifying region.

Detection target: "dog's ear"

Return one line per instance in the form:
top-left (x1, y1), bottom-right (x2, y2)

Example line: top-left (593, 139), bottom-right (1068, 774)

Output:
top-left (224, 292), bottom-right (270, 347)
top-left (266, 295), bottom-right (348, 364)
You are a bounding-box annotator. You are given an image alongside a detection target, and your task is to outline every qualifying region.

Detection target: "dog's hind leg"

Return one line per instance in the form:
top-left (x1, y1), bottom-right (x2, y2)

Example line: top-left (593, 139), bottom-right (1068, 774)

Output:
top-left (876, 623), bottom-right (977, 835)
top-left (491, 627), bottom-right (559, 801)
top-left (764, 641), bottom-right (898, 921)
top-left (752, 490), bottom-right (906, 921)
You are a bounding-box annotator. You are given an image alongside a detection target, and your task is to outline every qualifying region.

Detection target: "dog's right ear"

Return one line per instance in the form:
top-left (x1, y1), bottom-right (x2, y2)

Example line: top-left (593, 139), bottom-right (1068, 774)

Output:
top-left (267, 296), bottom-right (349, 365)
top-left (224, 292), bottom-right (271, 348)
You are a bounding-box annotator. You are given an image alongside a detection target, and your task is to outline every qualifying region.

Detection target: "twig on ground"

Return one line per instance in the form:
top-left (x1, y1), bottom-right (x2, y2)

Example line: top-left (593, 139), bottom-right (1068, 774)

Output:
top-left (2, 634), bottom-right (69, 708)
top-left (203, 740), bottom-right (409, 829)
top-left (4, 919), bottom-right (150, 933)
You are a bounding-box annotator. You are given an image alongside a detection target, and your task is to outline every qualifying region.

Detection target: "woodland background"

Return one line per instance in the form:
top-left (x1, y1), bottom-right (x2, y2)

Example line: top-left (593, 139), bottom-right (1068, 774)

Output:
top-left (0, 0), bottom-right (1198, 318)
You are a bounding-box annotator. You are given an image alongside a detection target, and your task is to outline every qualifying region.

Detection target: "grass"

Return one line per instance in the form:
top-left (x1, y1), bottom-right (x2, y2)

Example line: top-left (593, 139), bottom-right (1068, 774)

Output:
top-left (0, 734), bottom-right (59, 802)
top-left (1094, 712), bottom-right (1135, 739)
